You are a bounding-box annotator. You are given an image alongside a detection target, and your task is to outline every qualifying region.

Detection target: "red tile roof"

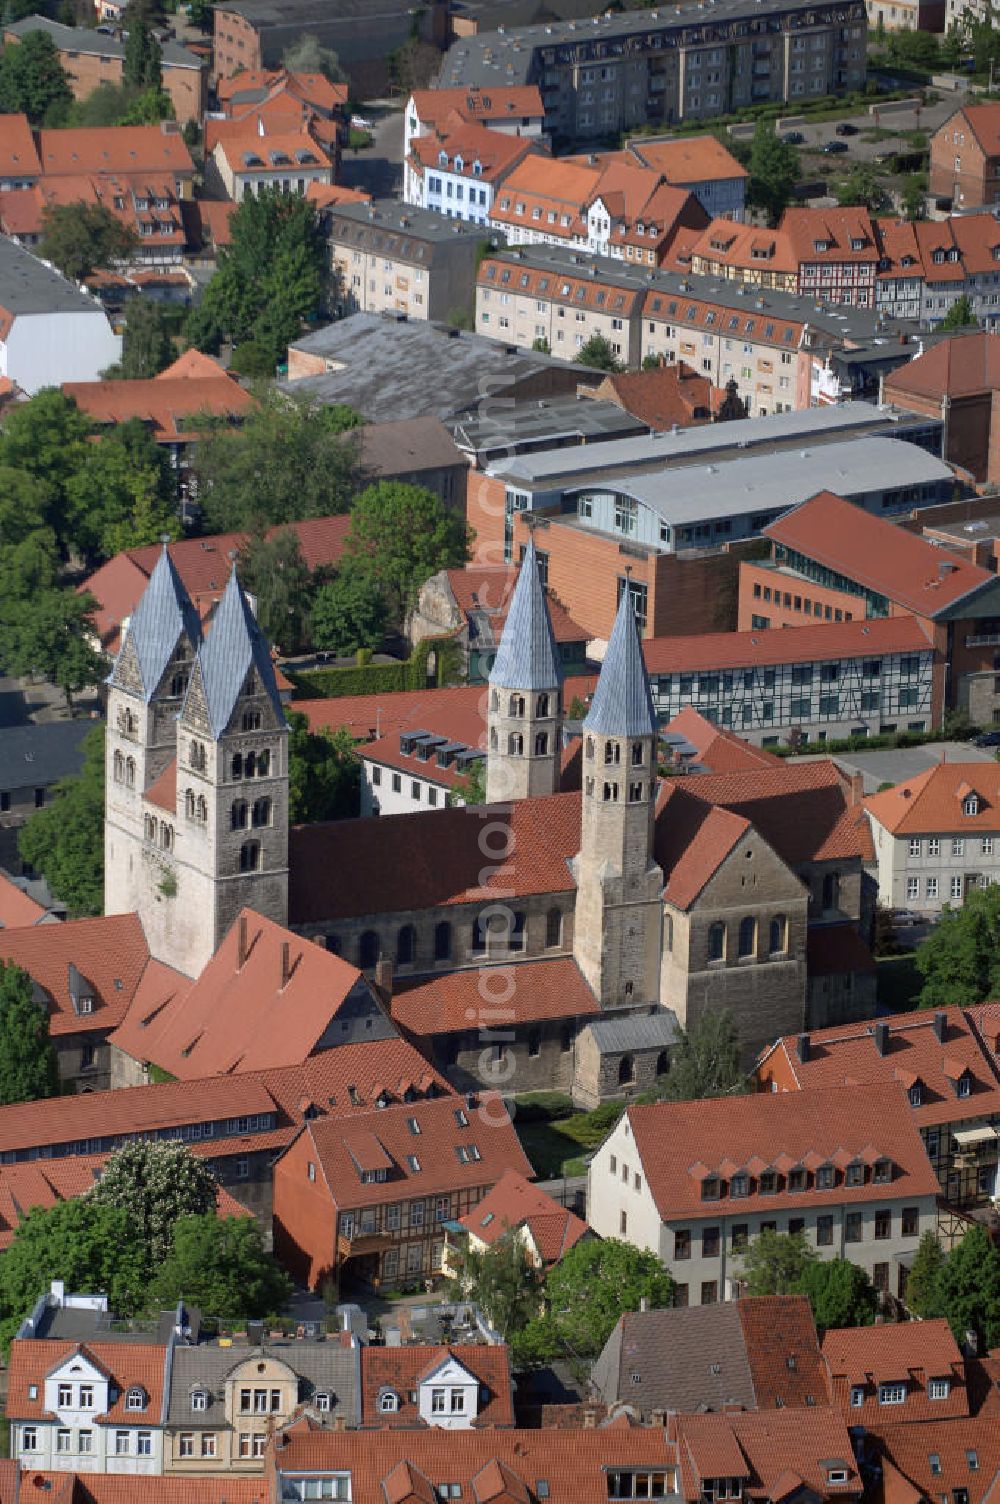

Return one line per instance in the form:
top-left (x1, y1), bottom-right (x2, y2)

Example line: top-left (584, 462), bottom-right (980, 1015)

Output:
top-left (764, 491), bottom-right (994, 620)
top-left (293, 1094), bottom-right (533, 1210)
top-left (251, 1036), bottom-right (451, 1123)
top-left (756, 1002), bottom-right (1000, 1129)
top-left (110, 908), bottom-right (371, 1079)
top-left (0, 111), bottom-right (41, 177)
top-left (36, 122), bottom-right (194, 177)
top-left (0, 871), bottom-right (47, 928)
top-left (822, 1318), bottom-right (968, 1425)
top-left (445, 566), bottom-right (588, 646)
top-left (0, 912), bottom-right (152, 1038)
top-left (212, 121), bottom-right (333, 176)
top-left (410, 87), bottom-right (544, 130)
top-left (864, 760), bottom-right (1000, 835)
top-left (628, 135), bottom-right (747, 185)
top-left (869, 1417), bottom-right (1000, 1504)
top-left (393, 958), bottom-right (598, 1038)
top-left (644, 616), bottom-right (932, 675)
top-left (662, 709), bottom-right (783, 774)
top-left (306, 182), bottom-right (371, 209)
top-left (624, 1082), bottom-right (940, 1223)
top-left (7, 1339), bottom-right (167, 1424)
top-left (735, 1295), bottom-right (829, 1410)
top-left (458, 1169), bottom-right (589, 1265)
top-left (144, 757), bottom-right (176, 813)
top-left (672, 1407), bottom-right (860, 1502)
top-left (689, 218), bottom-right (797, 278)
top-left (64, 363), bottom-right (255, 445)
top-left (217, 67), bottom-right (347, 115)
top-left (885, 331), bottom-right (1000, 402)
top-left (780, 205), bottom-right (878, 266)
top-left (360, 1344), bottom-right (514, 1428)
top-left (19, 1477), bottom-right (269, 1504)
top-left (409, 120), bottom-right (542, 184)
top-left (585, 361), bottom-right (723, 429)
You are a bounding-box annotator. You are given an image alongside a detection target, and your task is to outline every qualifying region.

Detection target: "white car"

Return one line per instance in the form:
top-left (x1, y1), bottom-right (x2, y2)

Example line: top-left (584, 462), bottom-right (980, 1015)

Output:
top-left (350, 115), bottom-right (373, 131)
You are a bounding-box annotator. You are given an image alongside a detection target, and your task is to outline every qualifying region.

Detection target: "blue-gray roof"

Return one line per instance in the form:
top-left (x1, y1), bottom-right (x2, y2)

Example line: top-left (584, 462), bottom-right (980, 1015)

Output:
top-left (488, 539), bottom-right (563, 692)
top-left (584, 1010), bottom-right (680, 1053)
top-left (584, 587), bottom-right (656, 739)
top-left (114, 545), bottom-right (201, 702)
top-left (194, 568), bottom-right (285, 737)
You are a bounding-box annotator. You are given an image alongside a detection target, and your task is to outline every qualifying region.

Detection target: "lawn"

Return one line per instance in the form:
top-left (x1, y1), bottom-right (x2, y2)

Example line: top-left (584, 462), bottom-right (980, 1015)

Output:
top-left (876, 953), bottom-right (922, 1012)
top-left (513, 1095), bottom-right (625, 1179)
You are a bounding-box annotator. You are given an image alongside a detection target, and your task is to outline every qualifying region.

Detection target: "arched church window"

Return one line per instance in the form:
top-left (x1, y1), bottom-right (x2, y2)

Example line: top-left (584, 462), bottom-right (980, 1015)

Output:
top-left (252, 797), bottom-right (271, 828)
top-left (358, 930), bottom-right (380, 968)
top-left (239, 840), bottom-right (260, 873)
top-left (231, 800), bottom-right (248, 830)
top-left (508, 910), bottom-right (526, 952)
top-left (170, 672), bottom-right (187, 698)
top-left (125, 757), bottom-right (135, 789)
top-left (508, 732), bottom-right (523, 756)
top-left (656, 1050), bottom-right (670, 1078)
top-left (144, 815), bottom-right (155, 841)
top-left (257, 749), bottom-right (271, 777)
top-left (631, 741), bottom-right (644, 766)
top-left (185, 789), bottom-right (195, 818)
top-left (534, 732), bottom-right (548, 756)
top-left (242, 709), bottom-right (262, 731)
top-left (738, 916), bottom-right (756, 958)
top-left (160, 824), bottom-right (174, 853)
top-left (490, 689), bottom-right (499, 713)
top-left (585, 737), bottom-right (594, 760)
top-left (769, 915), bottom-right (787, 954)
top-left (396, 925), bottom-right (416, 966)
top-left (196, 795), bottom-right (207, 823)
top-left (113, 751), bottom-right (124, 783)
top-left (509, 694), bottom-right (525, 717)
top-left (708, 922), bottom-right (725, 963)
top-left (470, 916), bottom-right (488, 955)
top-left (190, 740), bottom-right (206, 772)
top-left (231, 753), bottom-right (243, 779)
top-left (245, 752), bottom-right (256, 778)
top-left (536, 693), bottom-right (549, 717)
top-left (490, 726), bottom-right (498, 751)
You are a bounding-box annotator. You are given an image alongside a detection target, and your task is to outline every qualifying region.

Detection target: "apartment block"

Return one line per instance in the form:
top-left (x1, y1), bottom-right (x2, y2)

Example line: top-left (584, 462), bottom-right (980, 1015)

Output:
top-left (326, 201), bottom-right (485, 323)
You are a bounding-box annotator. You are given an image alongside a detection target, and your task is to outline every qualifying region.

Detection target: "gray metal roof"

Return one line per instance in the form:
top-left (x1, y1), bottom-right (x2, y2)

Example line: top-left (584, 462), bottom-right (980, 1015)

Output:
top-left (167, 1340), bottom-right (360, 1426)
top-left (0, 237), bottom-right (112, 317)
top-left (324, 199), bottom-right (488, 251)
top-left (585, 436), bottom-right (953, 528)
top-left (488, 539), bottom-right (562, 692)
top-left (193, 568), bottom-right (285, 738)
top-left (450, 396), bottom-right (646, 462)
top-left (0, 720), bottom-right (92, 795)
top-left (584, 586), bottom-right (656, 739)
top-left (6, 14), bottom-right (203, 68)
top-left (113, 544), bottom-right (201, 703)
top-left (583, 1009), bottom-right (680, 1054)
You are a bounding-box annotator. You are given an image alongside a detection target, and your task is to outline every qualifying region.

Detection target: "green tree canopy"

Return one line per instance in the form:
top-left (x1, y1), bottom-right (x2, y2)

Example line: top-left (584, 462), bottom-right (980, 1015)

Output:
top-left (149, 1214), bottom-right (292, 1320)
top-left (747, 121), bottom-right (800, 225)
top-left (65, 418), bottom-right (178, 562)
top-left (282, 32), bottom-right (344, 80)
top-left (67, 80), bottom-right (173, 127)
top-left (0, 1199), bottom-right (146, 1349)
top-left (575, 334), bottom-right (621, 372)
top-left (0, 583), bottom-right (102, 710)
top-left (905, 1228), bottom-right (947, 1318)
top-left (123, 16), bottom-right (162, 89)
top-left (107, 297), bottom-right (175, 379)
top-left (192, 390), bottom-right (361, 534)
top-left (739, 1229), bottom-right (816, 1296)
top-left (39, 202), bottom-right (137, 283)
top-left (0, 31), bottom-right (72, 124)
top-left (92, 1140), bottom-right (218, 1273)
top-left (446, 1234), bottom-right (542, 1339)
top-left (915, 882), bottom-right (1000, 1008)
top-left (0, 960), bottom-right (59, 1106)
top-left (18, 725), bottom-right (105, 915)
top-left (447, 757), bottom-right (486, 808)
top-left (543, 1238), bottom-right (674, 1359)
top-left (941, 295), bottom-right (977, 331)
top-left (287, 710), bottom-right (359, 823)
top-left (344, 481), bottom-right (471, 632)
top-left (901, 175), bottom-right (927, 221)
top-left (796, 1258), bottom-right (878, 1334)
top-left (659, 1008), bottom-right (748, 1102)
top-left (310, 567), bottom-right (388, 657)
top-left (186, 189), bottom-right (328, 365)
top-left (0, 388), bottom-right (93, 547)
top-left (834, 164), bottom-right (886, 211)
top-left (936, 1223), bottom-right (1000, 1349)
top-left (239, 528), bottom-right (313, 652)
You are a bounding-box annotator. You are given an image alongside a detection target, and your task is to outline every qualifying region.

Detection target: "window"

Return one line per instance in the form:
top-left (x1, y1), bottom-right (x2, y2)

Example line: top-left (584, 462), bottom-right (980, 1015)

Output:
top-left (137, 1432), bottom-right (152, 1456)
top-left (879, 1383), bottom-right (907, 1405)
top-left (874, 1209), bottom-right (891, 1240)
top-left (768, 915), bottom-right (786, 954)
top-left (738, 917), bottom-right (756, 958)
top-left (708, 922), bottom-right (725, 963)
top-left (239, 840), bottom-right (260, 873)
top-left (201, 1433), bottom-right (217, 1457)
top-left (434, 921), bottom-right (451, 962)
top-left (702, 1226), bottom-right (720, 1257)
top-left (78, 1386), bottom-right (94, 1409)
top-left (191, 1390), bottom-right (208, 1412)
top-left (929, 1378), bottom-right (950, 1400)
top-left (817, 1214), bottom-right (833, 1246)
top-left (951, 876), bottom-right (963, 900)
top-left (845, 1211), bottom-right (863, 1243)
top-left (902, 1206), bottom-right (919, 1236)
top-left (953, 838), bottom-right (965, 856)
top-left (907, 877), bottom-right (919, 902)
top-left (396, 925), bottom-right (415, 966)
top-left (58, 1384), bottom-right (72, 1407)
top-left (850, 1386), bottom-right (865, 1408)
top-left (379, 1391), bottom-right (399, 1413)
top-left (126, 1387), bottom-right (145, 1411)
top-left (56, 1429), bottom-right (71, 1453)
top-left (359, 930), bottom-right (380, 968)
top-left (21, 1428), bottom-right (38, 1453)
top-left (674, 1229), bottom-right (691, 1260)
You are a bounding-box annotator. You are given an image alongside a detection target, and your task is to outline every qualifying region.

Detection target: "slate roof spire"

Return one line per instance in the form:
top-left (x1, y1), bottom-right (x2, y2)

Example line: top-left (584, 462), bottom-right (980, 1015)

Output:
top-left (194, 565), bottom-right (285, 738)
top-left (488, 538), bottom-right (562, 692)
top-left (584, 584), bottom-right (656, 739)
top-left (111, 542), bottom-right (201, 702)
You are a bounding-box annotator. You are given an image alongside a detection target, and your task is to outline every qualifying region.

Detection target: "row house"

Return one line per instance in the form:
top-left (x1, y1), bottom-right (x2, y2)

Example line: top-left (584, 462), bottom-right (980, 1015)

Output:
top-left (626, 135), bottom-right (747, 222)
top-left (404, 119), bottom-right (543, 227)
top-left (210, 124), bottom-right (335, 201)
top-left (689, 206), bottom-right (878, 310)
top-left (587, 1083), bottom-right (942, 1306)
top-left (822, 1319), bottom-right (970, 1425)
top-left (757, 1002), bottom-right (1000, 1208)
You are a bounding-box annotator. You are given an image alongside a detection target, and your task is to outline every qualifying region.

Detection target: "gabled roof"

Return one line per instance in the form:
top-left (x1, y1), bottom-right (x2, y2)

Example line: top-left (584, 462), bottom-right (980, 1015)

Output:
top-left (0, 111), bottom-right (41, 177)
top-left (628, 135), bottom-right (747, 185)
top-left (885, 331), bottom-right (1000, 401)
top-left (672, 1407), bottom-right (860, 1502)
top-left (189, 566), bottom-right (284, 737)
top-left (822, 1319), bottom-right (967, 1425)
top-left (392, 957), bottom-right (599, 1037)
top-left (0, 870), bottom-right (48, 928)
top-left (0, 912), bottom-right (155, 1037)
top-left (644, 616), bottom-right (933, 676)
top-left (17, 1475), bottom-right (270, 1504)
top-left (488, 539), bottom-right (563, 692)
top-left (36, 122), bottom-right (195, 177)
top-left (360, 1344), bottom-right (514, 1428)
top-left (736, 1296), bottom-right (830, 1411)
top-left (7, 1339), bottom-right (168, 1425)
top-left (869, 1417), bottom-right (1000, 1504)
top-left (584, 586), bottom-right (655, 738)
top-left (409, 86), bottom-right (545, 129)
top-left (110, 543), bottom-right (201, 702)
top-left (662, 709), bottom-right (783, 775)
top-left (865, 760), bottom-right (1000, 835)
top-left (458, 1168), bottom-right (589, 1264)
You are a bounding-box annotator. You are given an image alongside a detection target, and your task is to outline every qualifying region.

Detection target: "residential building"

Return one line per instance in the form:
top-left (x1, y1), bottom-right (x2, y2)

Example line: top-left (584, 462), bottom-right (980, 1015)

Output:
top-left (0, 1472), bottom-right (268, 1503)
top-left (216, 66), bottom-right (348, 121)
top-left (864, 0), bottom-right (944, 29)
top-left (668, 1409), bottom-right (862, 1504)
top-left (438, 0), bottom-right (868, 139)
top-left (822, 1319), bottom-right (969, 1425)
top-left (689, 206), bottom-right (879, 310)
top-left (883, 331), bottom-right (1000, 485)
top-left (587, 1084), bottom-right (941, 1305)
top-left (405, 120), bottom-right (543, 227)
top-left (931, 102), bottom-right (1000, 209)
top-left (34, 121), bottom-right (195, 195)
top-left (271, 1093), bottom-right (533, 1289)
top-left (626, 135), bottom-right (747, 222)
top-left (3, 16), bottom-right (206, 124)
top-left (325, 201), bottom-right (486, 324)
top-left (354, 417), bottom-right (468, 510)
top-left (865, 1419), bottom-right (1000, 1504)
top-left (741, 489), bottom-right (1000, 720)
top-left (644, 616), bottom-right (937, 746)
top-left (404, 86), bottom-right (546, 159)
top-left (0, 721), bottom-right (92, 831)
top-left (864, 761), bottom-right (1000, 913)
top-left (577, 362), bottom-right (747, 429)
top-left (0, 174), bottom-right (188, 265)
top-left (446, 1169), bottom-right (589, 1271)
top-left (591, 1294), bottom-right (828, 1418)
top-left (358, 1345), bottom-right (514, 1428)
top-left (210, 120), bottom-right (335, 200)
top-left (0, 237), bottom-right (120, 391)
top-left (756, 1002), bottom-right (1000, 1208)
top-left (0, 112), bottom-right (41, 189)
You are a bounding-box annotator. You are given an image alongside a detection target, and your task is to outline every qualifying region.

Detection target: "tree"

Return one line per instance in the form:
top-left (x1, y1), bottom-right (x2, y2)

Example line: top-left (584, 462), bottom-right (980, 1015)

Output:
top-left (543, 1238), bottom-right (674, 1359)
top-left (110, 296), bottom-right (174, 378)
top-left (39, 202), bottom-right (137, 283)
top-left (447, 757), bottom-right (487, 808)
top-left (64, 419), bottom-right (178, 563)
top-left (941, 295), bottom-right (978, 330)
top-left (229, 341), bottom-right (275, 379)
top-left (901, 175), bottom-right (928, 221)
top-left (0, 32), bottom-right (72, 124)
top-left (659, 1009), bottom-right (748, 1102)
top-left (92, 1140), bottom-right (218, 1273)
top-left (915, 882), bottom-right (1000, 1008)
top-left (310, 568), bottom-right (388, 657)
top-left (575, 334), bottom-right (621, 372)
top-left (887, 26), bottom-right (941, 69)
top-left (193, 390), bottom-right (361, 534)
top-left (186, 189), bottom-right (328, 366)
top-left (18, 726), bottom-right (105, 916)
top-left (286, 711), bottom-right (359, 823)
top-left (0, 388), bottom-right (92, 550)
top-left (0, 960), bottom-right (59, 1106)
top-left (238, 528), bottom-right (313, 652)
top-left (0, 1199), bottom-right (147, 1348)
top-left (905, 1229), bottom-right (947, 1318)
top-left (67, 81), bottom-right (173, 127)
top-left (747, 120), bottom-right (800, 225)
top-left (345, 482), bottom-right (471, 632)
top-left (282, 32), bottom-right (345, 81)
top-left (739, 1229), bottom-right (816, 1296)
top-left (446, 1234), bottom-right (542, 1339)
top-left (835, 164), bottom-right (886, 211)
top-left (149, 1214), bottom-right (292, 1320)
top-left (123, 16), bottom-right (162, 90)
top-left (0, 585), bottom-right (103, 711)
top-left (797, 1258), bottom-right (877, 1334)
top-left (936, 1223), bottom-right (1000, 1349)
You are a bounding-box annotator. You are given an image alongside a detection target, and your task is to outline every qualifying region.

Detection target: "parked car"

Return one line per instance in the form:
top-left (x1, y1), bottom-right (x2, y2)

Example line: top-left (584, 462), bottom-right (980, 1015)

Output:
top-left (782, 130), bottom-right (805, 145)
top-left (823, 139), bottom-right (849, 154)
top-left (835, 121), bottom-right (859, 136)
top-left (892, 909), bottom-right (924, 928)
top-left (973, 729), bottom-right (1000, 747)
top-left (874, 148), bottom-right (897, 165)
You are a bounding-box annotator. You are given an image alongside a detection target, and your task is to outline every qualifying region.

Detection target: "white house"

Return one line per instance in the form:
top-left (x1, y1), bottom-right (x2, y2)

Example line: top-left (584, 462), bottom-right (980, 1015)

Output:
top-left (0, 238), bottom-right (120, 391)
top-left (588, 1086), bottom-right (942, 1308)
top-left (11, 1342), bottom-right (168, 1474)
top-left (404, 121), bottom-right (542, 228)
top-left (864, 761), bottom-right (1000, 915)
top-left (403, 86), bottom-right (546, 161)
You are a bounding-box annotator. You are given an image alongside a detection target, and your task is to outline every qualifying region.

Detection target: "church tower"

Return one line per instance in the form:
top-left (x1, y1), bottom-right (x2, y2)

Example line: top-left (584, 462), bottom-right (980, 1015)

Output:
top-left (572, 587), bottom-right (663, 1009)
top-left (485, 539), bottom-right (563, 805)
top-left (105, 545), bottom-right (201, 923)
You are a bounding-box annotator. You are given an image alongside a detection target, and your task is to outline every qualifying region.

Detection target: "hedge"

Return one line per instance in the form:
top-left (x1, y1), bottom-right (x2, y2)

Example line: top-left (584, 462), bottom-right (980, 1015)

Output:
top-left (287, 636), bottom-right (464, 700)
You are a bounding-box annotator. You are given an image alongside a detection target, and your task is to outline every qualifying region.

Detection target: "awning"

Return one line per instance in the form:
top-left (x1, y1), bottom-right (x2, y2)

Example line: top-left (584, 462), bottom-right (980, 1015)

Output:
top-left (953, 1126), bottom-right (999, 1146)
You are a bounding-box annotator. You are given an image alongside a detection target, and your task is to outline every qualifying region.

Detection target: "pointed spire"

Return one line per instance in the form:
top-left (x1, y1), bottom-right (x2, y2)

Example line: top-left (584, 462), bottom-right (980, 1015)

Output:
top-left (111, 543), bottom-right (201, 702)
top-left (584, 585), bottom-right (656, 739)
top-left (488, 539), bottom-right (562, 692)
top-left (195, 566), bottom-right (284, 737)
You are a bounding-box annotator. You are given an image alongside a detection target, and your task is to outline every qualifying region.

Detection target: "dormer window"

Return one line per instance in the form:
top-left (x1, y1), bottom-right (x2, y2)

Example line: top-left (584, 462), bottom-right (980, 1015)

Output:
top-left (846, 1162), bottom-right (865, 1187)
top-left (759, 1170), bottom-right (777, 1194)
top-left (908, 1082), bottom-right (923, 1108)
top-left (407, 1117), bottom-right (421, 1135)
top-left (827, 1470), bottom-right (849, 1485)
top-left (957, 1072), bottom-right (972, 1099)
top-left (315, 1391), bottom-right (332, 1413)
top-left (814, 239), bottom-right (829, 253)
top-left (873, 1159), bottom-right (892, 1184)
top-left (438, 149), bottom-right (448, 166)
top-left (378, 1389), bottom-right (400, 1413)
top-left (730, 1173), bottom-right (748, 1198)
top-left (816, 1165), bottom-right (835, 1190)
top-left (787, 1168), bottom-right (806, 1192)
top-left (850, 1385), bottom-right (865, 1408)
top-left (850, 237), bottom-right (865, 251)
top-left (963, 795), bottom-right (979, 816)
top-left (406, 1154), bottom-right (421, 1172)
top-left (191, 1390), bottom-right (208, 1412)
top-left (701, 1177), bottom-right (720, 1201)
top-left (879, 1382), bottom-right (906, 1405)
top-left (125, 1388), bottom-right (146, 1411)
top-left (929, 1378), bottom-right (950, 1400)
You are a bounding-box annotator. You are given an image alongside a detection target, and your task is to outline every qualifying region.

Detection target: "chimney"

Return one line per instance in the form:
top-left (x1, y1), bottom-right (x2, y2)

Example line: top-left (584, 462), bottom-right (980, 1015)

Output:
top-left (874, 1021), bottom-right (890, 1057)
top-left (651, 1409), bottom-right (666, 1428)
top-left (374, 956), bottom-right (394, 1002)
top-left (281, 941), bottom-right (292, 990)
top-left (849, 771), bottom-right (864, 806)
top-left (639, 1296), bottom-right (650, 1313)
top-left (237, 914), bottom-right (249, 970)
top-left (933, 1010), bottom-right (947, 1043)
top-left (796, 1032), bottom-right (810, 1063)
top-left (333, 1413), bottom-right (347, 1432)
top-left (582, 1407), bottom-right (597, 1429)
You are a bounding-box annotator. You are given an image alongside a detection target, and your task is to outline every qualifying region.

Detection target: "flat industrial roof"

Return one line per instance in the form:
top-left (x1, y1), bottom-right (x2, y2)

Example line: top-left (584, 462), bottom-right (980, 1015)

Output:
top-left (0, 237), bottom-right (108, 317)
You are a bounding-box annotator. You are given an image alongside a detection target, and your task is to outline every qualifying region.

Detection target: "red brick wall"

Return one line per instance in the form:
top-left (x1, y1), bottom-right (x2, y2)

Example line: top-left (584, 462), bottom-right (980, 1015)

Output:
top-left (272, 1131), bottom-right (338, 1290)
top-left (929, 123), bottom-right (989, 205)
top-left (467, 472), bottom-right (508, 567)
top-left (213, 9), bottom-right (261, 80)
top-left (737, 561), bottom-right (862, 631)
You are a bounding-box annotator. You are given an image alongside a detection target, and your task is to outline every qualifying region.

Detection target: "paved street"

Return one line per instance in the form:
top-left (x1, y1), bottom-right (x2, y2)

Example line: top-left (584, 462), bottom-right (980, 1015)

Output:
top-left (339, 102), bottom-right (404, 198)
